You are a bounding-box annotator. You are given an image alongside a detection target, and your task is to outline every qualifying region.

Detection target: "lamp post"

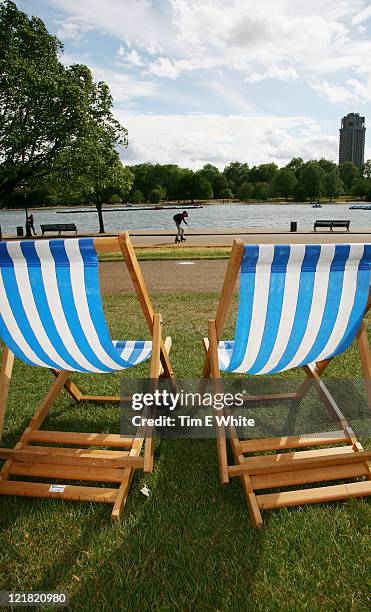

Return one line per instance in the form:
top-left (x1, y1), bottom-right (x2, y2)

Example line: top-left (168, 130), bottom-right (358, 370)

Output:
top-left (22, 183), bottom-right (31, 237)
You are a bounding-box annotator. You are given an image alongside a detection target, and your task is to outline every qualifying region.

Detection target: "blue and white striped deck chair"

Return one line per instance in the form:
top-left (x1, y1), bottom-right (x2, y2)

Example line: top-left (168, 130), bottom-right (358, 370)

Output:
top-left (203, 240), bottom-right (371, 527)
top-left (0, 232), bottom-right (173, 519)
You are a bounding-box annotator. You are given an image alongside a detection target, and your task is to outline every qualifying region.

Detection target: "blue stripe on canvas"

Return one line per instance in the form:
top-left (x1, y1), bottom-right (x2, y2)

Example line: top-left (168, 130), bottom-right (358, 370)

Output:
top-left (225, 245), bottom-right (259, 372)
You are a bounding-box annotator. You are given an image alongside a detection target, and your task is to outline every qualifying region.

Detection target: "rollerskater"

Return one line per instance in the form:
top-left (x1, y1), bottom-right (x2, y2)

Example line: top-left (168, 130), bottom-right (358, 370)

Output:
top-left (173, 211), bottom-right (188, 243)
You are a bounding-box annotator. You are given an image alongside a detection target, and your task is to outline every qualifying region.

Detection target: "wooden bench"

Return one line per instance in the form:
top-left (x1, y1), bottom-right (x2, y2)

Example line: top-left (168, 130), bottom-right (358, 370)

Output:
top-left (314, 220), bottom-right (350, 232)
top-left (40, 223), bottom-right (77, 235)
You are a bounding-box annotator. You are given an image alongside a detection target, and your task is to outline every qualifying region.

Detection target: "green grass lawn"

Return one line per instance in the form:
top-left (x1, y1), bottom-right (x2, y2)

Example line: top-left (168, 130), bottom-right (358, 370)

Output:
top-left (0, 292), bottom-right (370, 611)
top-left (100, 246), bottom-right (231, 261)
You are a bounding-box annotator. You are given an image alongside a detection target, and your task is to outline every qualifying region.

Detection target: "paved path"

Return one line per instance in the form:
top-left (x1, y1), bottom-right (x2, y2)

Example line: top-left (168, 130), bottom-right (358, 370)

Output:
top-left (4, 227), bottom-right (371, 247)
top-left (127, 228), bottom-right (371, 248)
top-left (99, 259), bottom-right (230, 294)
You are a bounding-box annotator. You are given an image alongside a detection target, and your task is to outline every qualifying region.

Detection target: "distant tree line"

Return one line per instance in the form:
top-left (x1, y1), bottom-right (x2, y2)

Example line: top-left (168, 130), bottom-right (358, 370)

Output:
top-left (126, 158), bottom-right (371, 204)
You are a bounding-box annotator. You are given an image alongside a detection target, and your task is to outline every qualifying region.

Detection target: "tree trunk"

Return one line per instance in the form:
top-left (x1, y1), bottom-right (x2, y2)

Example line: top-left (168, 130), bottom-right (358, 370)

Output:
top-left (96, 203), bottom-right (105, 234)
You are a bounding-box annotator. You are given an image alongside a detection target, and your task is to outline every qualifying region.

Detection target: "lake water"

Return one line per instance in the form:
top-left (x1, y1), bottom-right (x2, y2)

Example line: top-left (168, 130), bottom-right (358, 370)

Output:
top-left (1, 203), bottom-right (370, 234)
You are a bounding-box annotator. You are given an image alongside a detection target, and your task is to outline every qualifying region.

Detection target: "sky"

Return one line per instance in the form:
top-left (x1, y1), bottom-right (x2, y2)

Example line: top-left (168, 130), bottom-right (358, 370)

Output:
top-left (19, 0), bottom-right (371, 169)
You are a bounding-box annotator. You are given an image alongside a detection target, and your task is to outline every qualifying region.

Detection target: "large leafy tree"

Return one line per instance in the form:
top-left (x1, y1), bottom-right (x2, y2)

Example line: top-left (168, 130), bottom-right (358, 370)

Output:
top-left (301, 161), bottom-right (324, 201)
top-left (53, 128), bottom-right (133, 233)
top-left (0, 0), bottom-right (128, 205)
top-left (272, 168), bottom-right (297, 201)
top-left (323, 168), bottom-right (343, 202)
top-left (338, 162), bottom-right (359, 191)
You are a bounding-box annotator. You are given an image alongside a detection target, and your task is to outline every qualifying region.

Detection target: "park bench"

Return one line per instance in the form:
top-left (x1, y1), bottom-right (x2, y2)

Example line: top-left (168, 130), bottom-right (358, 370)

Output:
top-left (314, 220), bottom-right (350, 232)
top-left (40, 223), bottom-right (77, 235)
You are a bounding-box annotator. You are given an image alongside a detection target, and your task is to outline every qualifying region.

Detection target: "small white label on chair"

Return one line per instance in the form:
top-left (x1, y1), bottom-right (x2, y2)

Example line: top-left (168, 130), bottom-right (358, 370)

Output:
top-left (140, 485), bottom-right (151, 497)
top-left (49, 485), bottom-right (65, 493)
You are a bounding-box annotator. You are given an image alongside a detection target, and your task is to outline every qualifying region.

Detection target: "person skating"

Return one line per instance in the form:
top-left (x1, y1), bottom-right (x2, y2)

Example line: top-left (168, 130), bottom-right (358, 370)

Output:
top-left (173, 211), bottom-right (188, 243)
top-left (27, 213), bottom-right (37, 235)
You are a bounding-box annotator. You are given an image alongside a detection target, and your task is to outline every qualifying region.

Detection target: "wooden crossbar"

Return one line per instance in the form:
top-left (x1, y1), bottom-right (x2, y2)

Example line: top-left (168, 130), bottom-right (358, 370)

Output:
top-left (227, 448), bottom-right (371, 477)
top-left (251, 462), bottom-right (369, 490)
top-left (239, 431), bottom-right (349, 453)
top-left (257, 481), bottom-right (371, 510)
top-left (9, 462), bottom-right (125, 483)
top-left (27, 431), bottom-right (134, 447)
top-left (0, 481), bottom-right (118, 503)
top-left (0, 447), bottom-right (144, 469)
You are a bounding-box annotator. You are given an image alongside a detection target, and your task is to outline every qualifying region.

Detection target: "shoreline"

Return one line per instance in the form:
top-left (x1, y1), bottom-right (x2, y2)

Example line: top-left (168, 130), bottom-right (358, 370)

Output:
top-left (1, 199), bottom-right (369, 213)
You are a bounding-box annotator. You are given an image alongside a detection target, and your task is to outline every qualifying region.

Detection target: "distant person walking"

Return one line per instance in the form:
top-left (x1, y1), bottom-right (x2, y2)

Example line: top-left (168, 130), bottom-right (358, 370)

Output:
top-left (173, 211), bottom-right (188, 243)
top-left (27, 213), bottom-right (37, 235)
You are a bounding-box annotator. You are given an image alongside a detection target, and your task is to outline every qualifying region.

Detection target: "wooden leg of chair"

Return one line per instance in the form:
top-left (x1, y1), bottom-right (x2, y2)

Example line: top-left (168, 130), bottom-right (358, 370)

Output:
top-left (0, 370), bottom-right (70, 481)
top-left (209, 319), bottom-right (229, 484)
top-left (111, 435), bottom-right (144, 521)
top-left (356, 321), bottom-right (371, 407)
top-left (0, 346), bottom-right (14, 440)
top-left (142, 313), bottom-right (162, 473)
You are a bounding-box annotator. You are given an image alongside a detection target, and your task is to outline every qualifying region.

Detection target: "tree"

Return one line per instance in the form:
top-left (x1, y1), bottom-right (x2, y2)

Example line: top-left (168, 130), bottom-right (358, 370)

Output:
top-left (318, 158), bottom-right (337, 173)
top-left (323, 168), bottom-right (343, 201)
top-left (285, 157), bottom-right (305, 179)
top-left (131, 189), bottom-right (144, 203)
top-left (339, 162), bottom-right (359, 191)
top-left (272, 168), bottom-right (297, 201)
top-left (351, 178), bottom-right (370, 201)
top-left (252, 182), bottom-right (269, 200)
top-left (220, 187), bottom-right (233, 200)
top-left (199, 164), bottom-right (226, 198)
top-left (179, 170), bottom-right (212, 202)
top-left (149, 187), bottom-right (163, 204)
top-left (238, 181), bottom-right (253, 201)
top-left (0, 1), bottom-right (129, 208)
top-left (362, 160), bottom-right (371, 179)
top-left (301, 162), bottom-right (324, 201)
top-left (223, 161), bottom-right (249, 194)
top-left (249, 163), bottom-right (277, 184)
top-left (55, 125), bottom-right (133, 232)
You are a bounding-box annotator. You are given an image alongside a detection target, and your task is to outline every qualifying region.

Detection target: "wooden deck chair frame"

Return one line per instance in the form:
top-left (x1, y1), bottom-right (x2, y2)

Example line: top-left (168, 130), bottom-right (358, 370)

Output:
top-left (202, 239), bottom-right (371, 528)
top-left (0, 232), bottom-right (174, 520)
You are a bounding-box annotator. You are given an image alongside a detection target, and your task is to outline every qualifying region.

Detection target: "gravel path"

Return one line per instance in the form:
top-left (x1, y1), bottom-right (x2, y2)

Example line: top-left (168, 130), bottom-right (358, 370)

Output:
top-left (99, 259), bottom-right (230, 294)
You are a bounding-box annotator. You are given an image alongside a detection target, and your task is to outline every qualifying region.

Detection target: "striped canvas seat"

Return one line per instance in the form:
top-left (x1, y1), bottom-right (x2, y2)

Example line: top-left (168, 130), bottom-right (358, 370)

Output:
top-left (219, 243), bottom-right (371, 374)
top-left (0, 238), bottom-right (152, 373)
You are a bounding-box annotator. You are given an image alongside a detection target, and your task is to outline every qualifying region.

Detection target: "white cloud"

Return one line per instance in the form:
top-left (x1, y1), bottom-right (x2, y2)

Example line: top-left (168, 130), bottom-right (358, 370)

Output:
top-left (117, 48), bottom-right (144, 68)
top-left (55, 16), bottom-right (94, 45)
top-left (310, 79), bottom-right (356, 103)
top-left (246, 65), bottom-right (299, 83)
top-left (91, 67), bottom-right (158, 103)
top-left (115, 112), bottom-right (339, 169)
top-left (147, 57), bottom-right (181, 79)
top-left (352, 5), bottom-right (371, 25)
